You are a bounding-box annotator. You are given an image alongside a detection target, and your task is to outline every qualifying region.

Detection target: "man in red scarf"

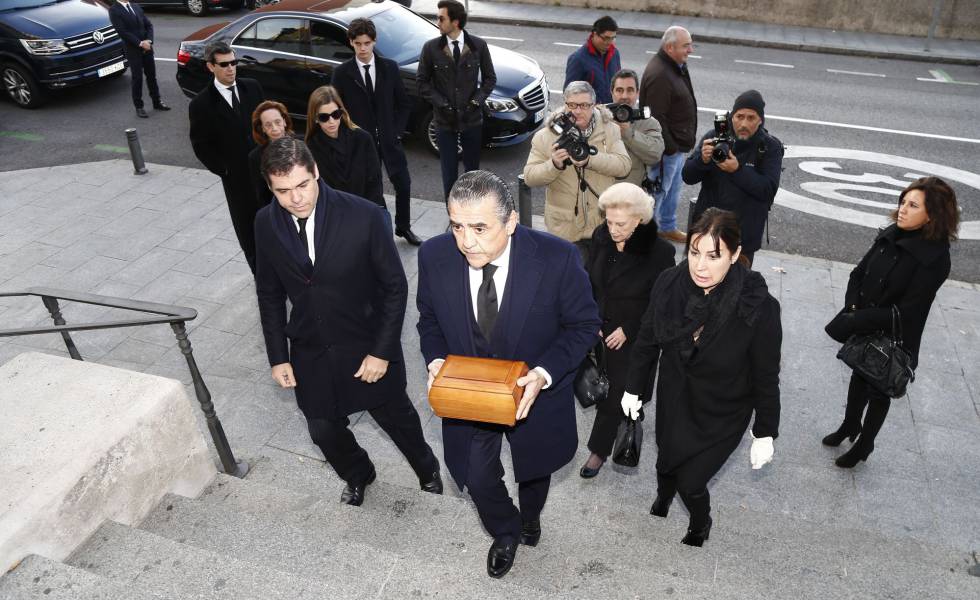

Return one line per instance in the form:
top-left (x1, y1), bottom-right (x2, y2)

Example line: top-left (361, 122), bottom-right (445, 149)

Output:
top-left (563, 16), bottom-right (622, 104)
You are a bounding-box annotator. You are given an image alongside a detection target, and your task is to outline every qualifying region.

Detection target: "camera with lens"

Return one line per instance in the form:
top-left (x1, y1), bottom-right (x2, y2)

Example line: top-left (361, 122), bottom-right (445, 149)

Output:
top-left (708, 111), bottom-right (735, 164)
top-left (550, 112), bottom-right (598, 165)
top-left (606, 103), bottom-right (651, 123)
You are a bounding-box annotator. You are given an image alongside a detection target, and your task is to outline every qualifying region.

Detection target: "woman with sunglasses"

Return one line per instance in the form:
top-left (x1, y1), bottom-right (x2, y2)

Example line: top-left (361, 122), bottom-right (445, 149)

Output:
top-left (305, 86), bottom-right (388, 224)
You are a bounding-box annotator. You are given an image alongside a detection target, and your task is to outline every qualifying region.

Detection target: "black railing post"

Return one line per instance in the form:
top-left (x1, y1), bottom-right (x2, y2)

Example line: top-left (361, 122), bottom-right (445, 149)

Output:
top-left (41, 295), bottom-right (83, 361)
top-left (517, 174), bottom-right (532, 227)
top-left (170, 321), bottom-right (248, 478)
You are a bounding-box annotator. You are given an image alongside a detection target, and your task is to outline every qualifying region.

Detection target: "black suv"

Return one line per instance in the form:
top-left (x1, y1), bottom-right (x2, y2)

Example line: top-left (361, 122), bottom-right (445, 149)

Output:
top-left (176, 0), bottom-right (549, 154)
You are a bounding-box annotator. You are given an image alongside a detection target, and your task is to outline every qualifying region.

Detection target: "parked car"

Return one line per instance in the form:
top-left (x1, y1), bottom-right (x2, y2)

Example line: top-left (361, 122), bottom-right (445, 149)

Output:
top-left (175, 0), bottom-right (549, 154)
top-left (0, 0), bottom-right (126, 108)
top-left (90, 0), bottom-right (249, 17)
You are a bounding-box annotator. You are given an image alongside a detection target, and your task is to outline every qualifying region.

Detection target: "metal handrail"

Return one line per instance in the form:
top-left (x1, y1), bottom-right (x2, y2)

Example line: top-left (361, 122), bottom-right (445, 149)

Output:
top-left (0, 287), bottom-right (248, 478)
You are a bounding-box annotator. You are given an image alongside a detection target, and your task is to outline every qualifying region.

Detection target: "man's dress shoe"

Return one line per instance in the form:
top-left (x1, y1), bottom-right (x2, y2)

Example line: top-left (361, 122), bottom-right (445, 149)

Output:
top-left (135, 108), bottom-right (149, 118)
top-left (340, 469), bottom-right (376, 506)
top-left (519, 519), bottom-right (541, 546)
top-left (395, 227), bottom-right (423, 246)
top-left (419, 471), bottom-right (443, 494)
top-left (153, 101), bottom-right (171, 111)
top-left (486, 538), bottom-right (518, 578)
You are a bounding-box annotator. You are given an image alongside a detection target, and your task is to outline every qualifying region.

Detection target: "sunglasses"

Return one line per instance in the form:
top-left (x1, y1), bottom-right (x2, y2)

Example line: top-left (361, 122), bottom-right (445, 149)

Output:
top-left (213, 59), bottom-right (238, 68)
top-left (316, 109), bottom-right (344, 122)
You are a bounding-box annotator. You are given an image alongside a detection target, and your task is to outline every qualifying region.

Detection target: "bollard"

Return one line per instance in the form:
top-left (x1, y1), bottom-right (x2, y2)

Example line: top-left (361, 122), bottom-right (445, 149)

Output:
top-left (517, 174), bottom-right (532, 228)
top-left (125, 127), bottom-right (148, 175)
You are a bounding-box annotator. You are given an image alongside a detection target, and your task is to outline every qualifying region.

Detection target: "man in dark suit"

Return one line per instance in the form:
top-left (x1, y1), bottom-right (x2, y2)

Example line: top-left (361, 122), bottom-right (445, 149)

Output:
top-left (416, 171), bottom-right (600, 578)
top-left (189, 41), bottom-right (265, 274)
top-left (332, 17), bottom-right (422, 247)
top-left (255, 137), bottom-right (442, 506)
top-left (108, 0), bottom-right (169, 118)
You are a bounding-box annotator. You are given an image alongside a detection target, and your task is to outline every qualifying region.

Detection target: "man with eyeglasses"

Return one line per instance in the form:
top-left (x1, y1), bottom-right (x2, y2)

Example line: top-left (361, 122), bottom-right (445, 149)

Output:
top-left (417, 0), bottom-right (497, 200)
top-left (563, 16), bottom-right (621, 105)
top-left (523, 80), bottom-right (630, 264)
top-left (189, 41), bottom-right (266, 274)
top-left (254, 137), bottom-right (442, 509)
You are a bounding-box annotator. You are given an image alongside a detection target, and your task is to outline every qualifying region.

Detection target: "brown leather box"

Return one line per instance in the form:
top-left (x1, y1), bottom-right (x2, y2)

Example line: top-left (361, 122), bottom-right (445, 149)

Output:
top-left (428, 355), bottom-right (529, 426)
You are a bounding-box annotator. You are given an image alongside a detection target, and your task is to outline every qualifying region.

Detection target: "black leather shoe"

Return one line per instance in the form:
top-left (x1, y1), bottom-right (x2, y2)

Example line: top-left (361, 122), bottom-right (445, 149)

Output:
top-left (135, 108), bottom-right (148, 118)
top-left (650, 495), bottom-right (672, 518)
top-left (340, 469), bottom-right (376, 506)
top-left (579, 457), bottom-right (604, 479)
top-left (395, 227), bottom-right (423, 246)
top-left (681, 516), bottom-right (712, 547)
top-left (822, 424), bottom-right (861, 447)
top-left (486, 538), bottom-right (517, 578)
top-left (519, 519), bottom-right (541, 547)
top-left (152, 101), bottom-right (171, 111)
top-left (419, 471), bottom-right (443, 494)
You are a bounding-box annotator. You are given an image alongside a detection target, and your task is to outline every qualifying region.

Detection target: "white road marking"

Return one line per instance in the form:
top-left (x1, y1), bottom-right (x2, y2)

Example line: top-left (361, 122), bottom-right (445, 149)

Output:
top-left (696, 106), bottom-right (980, 144)
top-left (645, 51), bottom-right (701, 58)
top-left (553, 42), bottom-right (580, 48)
top-left (826, 69), bottom-right (885, 78)
top-left (734, 59), bottom-right (794, 68)
top-left (155, 57), bottom-right (178, 62)
top-left (916, 69), bottom-right (978, 85)
top-left (482, 35), bottom-right (524, 42)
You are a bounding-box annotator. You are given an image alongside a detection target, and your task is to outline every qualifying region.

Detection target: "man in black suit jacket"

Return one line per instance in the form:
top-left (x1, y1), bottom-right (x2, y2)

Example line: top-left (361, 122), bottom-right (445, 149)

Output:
top-left (254, 137), bottom-right (442, 506)
top-left (189, 41), bottom-right (265, 274)
top-left (108, 0), bottom-right (169, 117)
top-left (332, 17), bottom-right (422, 247)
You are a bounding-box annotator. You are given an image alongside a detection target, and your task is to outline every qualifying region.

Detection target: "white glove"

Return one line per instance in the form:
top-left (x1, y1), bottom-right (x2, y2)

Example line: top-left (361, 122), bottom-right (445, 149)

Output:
top-left (750, 433), bottom-right (774, 470)
top-left (621, 392), bottom-right (642, 421)
top-left (426, 358), bottom-right (445, 393)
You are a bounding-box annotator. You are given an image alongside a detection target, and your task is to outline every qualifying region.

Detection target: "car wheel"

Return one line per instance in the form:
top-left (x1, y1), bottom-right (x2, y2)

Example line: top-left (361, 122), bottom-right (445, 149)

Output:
top-left (2, 62), bottom-right (45, 108)
top-left (414, 110), bottom-right (461, 157)
top-left (186, 0), bottom-right (208, 16)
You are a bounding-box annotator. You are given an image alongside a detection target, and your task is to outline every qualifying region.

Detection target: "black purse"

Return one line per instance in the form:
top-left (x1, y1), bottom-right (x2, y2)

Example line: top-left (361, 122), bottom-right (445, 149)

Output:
top-left (836, 305), bottom-right (915, 398)
top-left (612, 410), bottom-right (643, 467)
top-left (574, 343), bottom-right (609, 408)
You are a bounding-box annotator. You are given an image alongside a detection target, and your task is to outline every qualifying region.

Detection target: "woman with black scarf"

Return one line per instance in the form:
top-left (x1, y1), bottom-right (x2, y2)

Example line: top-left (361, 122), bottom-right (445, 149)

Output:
top-left (620, 208), bottom-right (781, 547)
top-left (305, 86), bottom-right (389, 226)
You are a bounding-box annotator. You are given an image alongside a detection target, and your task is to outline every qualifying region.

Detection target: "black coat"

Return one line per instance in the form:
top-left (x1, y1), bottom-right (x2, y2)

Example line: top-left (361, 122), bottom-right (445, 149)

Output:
top-left (586, 222), bottom-right (675, 414)
top-left (108, 2), bottom-right (152, 50)
top-left (417, 32), bottom-right (497, 131)
top-left (188, 78), bottom-right (265, 179)
top-left (248, 144), bottom-right (270, 209)
top-left (684, 126), bottom-right (784, 254)
top-left (626, 262), bottom-right (781, 472)
top-left (254, 180), bottom-right (407, 419)
top-left (825, 224), bottom-right (950, 366)
top-left (331, 55), bottom-right (411, 169)
top-left (307, 126), bottom-right (385, 209)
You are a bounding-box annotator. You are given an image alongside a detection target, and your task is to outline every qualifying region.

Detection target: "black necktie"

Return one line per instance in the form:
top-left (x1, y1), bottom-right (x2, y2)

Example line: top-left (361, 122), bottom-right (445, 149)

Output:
top-left (452, 40), bottom-right (461, 65)
top-left (363, 64), bottom-right (374, 92)
top-left (477, 264), bottom-right (498, 340)
top-left (127, 3), bottom-right (135, 17)
top-left (297, 217), bottom-right (309, 256)
top-left (228, 84), bottom-right (241, 114)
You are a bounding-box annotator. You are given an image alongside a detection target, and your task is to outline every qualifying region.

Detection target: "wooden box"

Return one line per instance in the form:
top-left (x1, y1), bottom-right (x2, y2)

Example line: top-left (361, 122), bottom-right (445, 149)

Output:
top-left (428, 355), bottom-right (529, 426)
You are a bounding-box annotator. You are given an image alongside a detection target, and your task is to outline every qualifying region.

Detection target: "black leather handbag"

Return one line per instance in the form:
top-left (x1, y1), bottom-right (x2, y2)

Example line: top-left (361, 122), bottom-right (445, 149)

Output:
top-left (836, 305), bottom-right (915, 398)
top-left (574, 344), bottom-right (608, 408)
top-left (612, 411), bottom-right (643, 467)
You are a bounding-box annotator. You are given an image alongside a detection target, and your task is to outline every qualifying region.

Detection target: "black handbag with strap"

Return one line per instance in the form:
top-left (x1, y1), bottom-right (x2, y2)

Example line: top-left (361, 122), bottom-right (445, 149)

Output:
top-left (574, 343), bottom-right (608, 409)
top-left (836, 305), bottom-right (915, 398)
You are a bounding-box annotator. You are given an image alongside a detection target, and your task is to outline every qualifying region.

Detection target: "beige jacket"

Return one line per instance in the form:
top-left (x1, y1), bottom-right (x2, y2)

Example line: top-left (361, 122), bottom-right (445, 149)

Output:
top-left (523, 106), bottom-right (631, 243)
top-left (618, 116), bottom-right (664, 187)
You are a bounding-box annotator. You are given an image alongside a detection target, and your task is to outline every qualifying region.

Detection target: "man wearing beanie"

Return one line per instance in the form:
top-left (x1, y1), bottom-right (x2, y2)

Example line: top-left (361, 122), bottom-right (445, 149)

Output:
top-left (682, 89), bottom-right (784, 265)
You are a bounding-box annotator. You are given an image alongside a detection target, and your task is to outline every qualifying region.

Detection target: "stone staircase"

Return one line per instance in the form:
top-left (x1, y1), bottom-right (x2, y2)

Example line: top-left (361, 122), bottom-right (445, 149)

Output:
top-left (2, 448), bottom-right (976, 600)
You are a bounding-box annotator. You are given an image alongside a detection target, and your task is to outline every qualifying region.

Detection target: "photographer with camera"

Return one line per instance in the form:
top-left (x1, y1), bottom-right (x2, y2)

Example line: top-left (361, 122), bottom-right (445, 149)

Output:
top-left (683, 90), bottom-right (784, 266)
top-left (608, 69), bottom-right (664, 190)
top-left (523, 81), bottom-right (631, 263)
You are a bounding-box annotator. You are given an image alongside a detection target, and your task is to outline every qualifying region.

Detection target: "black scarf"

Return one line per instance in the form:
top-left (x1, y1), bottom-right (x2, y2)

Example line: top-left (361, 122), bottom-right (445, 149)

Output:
top-left (309, 126), bottom-right (352, 192)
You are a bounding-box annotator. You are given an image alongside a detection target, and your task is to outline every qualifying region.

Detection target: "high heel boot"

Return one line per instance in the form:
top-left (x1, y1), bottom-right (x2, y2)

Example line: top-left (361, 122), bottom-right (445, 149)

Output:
top-left (650, 472), bottom-right (676, 518)
top-left (835, 393), bottom-right (890, 469)
top-left (822, 424), bottom-right (861, 447)
top-left (678, 489), bottom-right (712, 547)
top-left (824, 376), bottom-right (870, 447)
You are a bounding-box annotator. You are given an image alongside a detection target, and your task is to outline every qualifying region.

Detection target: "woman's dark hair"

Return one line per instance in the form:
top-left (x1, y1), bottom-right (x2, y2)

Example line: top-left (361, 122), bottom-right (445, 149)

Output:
top-left (261, 137), bottom-right (316, 185)
top-left (889, 176), bottom-right (960, 242)
top-left (688, 208), bottom-right (748, 265)
top-left (347, 17), bottom-right (376, 41)
top-left (438, 0), bottom-right (467, 29)
top-left (251, 100), bottom-right (293, 146)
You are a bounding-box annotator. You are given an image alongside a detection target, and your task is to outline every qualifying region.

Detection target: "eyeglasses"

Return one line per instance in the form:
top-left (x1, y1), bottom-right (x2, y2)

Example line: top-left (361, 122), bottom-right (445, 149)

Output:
top-left (597, 33), bottom-right (616, 43)
top-left (316, 109), bottom-right (344, 122)
top-left (565, 102), bottom-right (594, 111)
top-left (212, 59), bottom-right (238, 68)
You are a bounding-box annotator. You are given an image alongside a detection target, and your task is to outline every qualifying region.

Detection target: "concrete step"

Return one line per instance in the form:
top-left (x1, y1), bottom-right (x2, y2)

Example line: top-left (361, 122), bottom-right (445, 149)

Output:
top-left (0, 554), bottom-right (168, 600)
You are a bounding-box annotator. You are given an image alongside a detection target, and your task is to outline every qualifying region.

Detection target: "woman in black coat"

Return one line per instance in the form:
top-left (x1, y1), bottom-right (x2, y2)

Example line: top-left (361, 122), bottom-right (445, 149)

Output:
top-left (305, 86), bottom-right (389, 225)
top-left (823, 176), bottom-right (959, 468)
top-left (621, 208), bottom-right (781, 547)
top-left (580, 183), bottom-right (675, 478)
top-left (248, 100), bottom-right (295, 208)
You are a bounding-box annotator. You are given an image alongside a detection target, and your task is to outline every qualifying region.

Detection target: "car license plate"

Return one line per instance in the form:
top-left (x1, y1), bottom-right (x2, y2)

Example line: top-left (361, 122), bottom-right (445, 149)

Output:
top-left (98, 61), bottom-right (125, 78)
top-left (534, 108), bottom-right (545, 123)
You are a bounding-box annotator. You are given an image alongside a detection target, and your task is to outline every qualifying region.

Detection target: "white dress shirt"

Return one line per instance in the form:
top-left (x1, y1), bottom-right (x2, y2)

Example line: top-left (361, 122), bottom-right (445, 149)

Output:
top-left (447, 30), bottom-right (465, 52)
top-left (213, 78), bottom-right (238, 110)
top-left (290, 205), bottom-right (316, 264)
top-left (355, 55), bottom-right (376, 91)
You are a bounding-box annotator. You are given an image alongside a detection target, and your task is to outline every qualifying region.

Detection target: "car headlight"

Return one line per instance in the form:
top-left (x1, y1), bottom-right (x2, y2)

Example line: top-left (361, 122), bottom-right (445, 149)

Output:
top-left (20, 38), bottom-right (69, 55)
top-left (485, 96), bottom-right (520, 113)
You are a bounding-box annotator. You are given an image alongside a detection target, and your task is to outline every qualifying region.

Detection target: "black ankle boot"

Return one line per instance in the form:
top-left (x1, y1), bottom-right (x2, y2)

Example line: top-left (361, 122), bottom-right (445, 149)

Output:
top-left (835, 441), bottom-right (874, 468)
top-left (681, 516), bottom-right (712, 547)
top-left (678, 490), bottom-right (711, 547)
top-left (822, 423), bottom-right (861, 447)
top-left (650, 494), bottom-right (672, 518)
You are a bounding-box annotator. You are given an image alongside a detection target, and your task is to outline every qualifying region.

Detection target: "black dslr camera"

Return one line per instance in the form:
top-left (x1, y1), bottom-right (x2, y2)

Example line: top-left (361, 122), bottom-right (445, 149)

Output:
top-left (551, 112), bottom-right (598, 165)
top-left (709, 111), bottom-right (735, 163)
top-left (606, 103), bottom-right (651, 123)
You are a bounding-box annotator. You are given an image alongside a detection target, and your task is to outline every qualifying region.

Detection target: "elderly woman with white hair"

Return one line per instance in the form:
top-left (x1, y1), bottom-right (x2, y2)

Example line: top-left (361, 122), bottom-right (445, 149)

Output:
top-left (579, 182), bottom-right (675, 478)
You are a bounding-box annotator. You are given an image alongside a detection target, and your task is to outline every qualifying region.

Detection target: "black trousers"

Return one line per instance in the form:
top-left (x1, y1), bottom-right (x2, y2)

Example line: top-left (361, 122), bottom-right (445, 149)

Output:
top-left (304, 390), bottom-right (438, 486)
top-left (842, 371), bottom-right (891, 448)
top-left (465, 425), bottom-right (551, 542)
top-left (374, 138), bottom-right (413, 230)
top-left (124, 46), bottom-right (160, 109)
top-left (220, 173), bottom-right (261, 274)
top-left (658, 437), bottom-right (740, 530)
top-left (436, 125), bottom-right (482, 200)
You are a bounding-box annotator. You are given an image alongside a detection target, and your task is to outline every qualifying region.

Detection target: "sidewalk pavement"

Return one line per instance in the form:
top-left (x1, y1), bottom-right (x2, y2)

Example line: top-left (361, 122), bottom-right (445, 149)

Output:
top-left (411, 0), bottom-right (980, 65)
top-left (0, 160), bottom-right (978, 558)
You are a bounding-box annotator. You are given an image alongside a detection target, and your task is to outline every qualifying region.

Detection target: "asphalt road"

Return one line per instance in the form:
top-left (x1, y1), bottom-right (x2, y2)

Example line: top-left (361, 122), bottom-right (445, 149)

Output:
top-left (1, 9), bottom-right (978, 281)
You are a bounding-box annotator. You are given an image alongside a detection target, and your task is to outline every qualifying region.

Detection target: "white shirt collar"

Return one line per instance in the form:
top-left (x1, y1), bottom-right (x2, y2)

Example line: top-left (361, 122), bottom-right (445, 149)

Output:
top-left (355, 54), bottom-right (375, 69)
top-left (447, 30), bottom-right (465, 47)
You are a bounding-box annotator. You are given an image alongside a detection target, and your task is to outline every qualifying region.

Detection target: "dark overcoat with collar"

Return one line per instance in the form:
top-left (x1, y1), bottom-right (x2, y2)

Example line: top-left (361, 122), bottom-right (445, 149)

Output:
top-left (331, 55), bottom-right (411, 170)
top-left (188, 77), bottom-right (264, 179)
top-left (417, 31), bottom-right (497, 131)
top-left (416, 226), bottom-right (601, 487)
top-left (254, 179), bottom-right (407, 419)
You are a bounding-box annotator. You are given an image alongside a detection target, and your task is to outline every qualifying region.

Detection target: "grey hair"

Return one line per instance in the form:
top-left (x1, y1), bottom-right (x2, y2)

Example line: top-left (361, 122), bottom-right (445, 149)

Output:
top-left (205, 40), bottom-right (233, 64)
top-left (661, 26), bottom-right (689, 49)
top-left (447, 170), bottom-right (516, 224)
top-left (598, 182), bottom-right (654, 224)
top-left (563, 80), bottom-right (596, 104)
